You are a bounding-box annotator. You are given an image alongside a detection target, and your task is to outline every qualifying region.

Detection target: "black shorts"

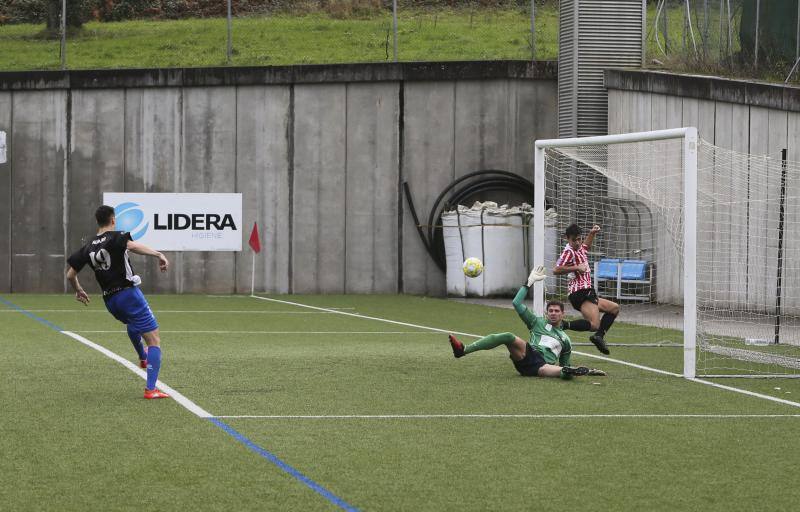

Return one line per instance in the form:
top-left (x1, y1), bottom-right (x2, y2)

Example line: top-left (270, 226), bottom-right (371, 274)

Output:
top-left (512, 344), bottom-right (547, 377)
top-left (569, 287), bottom-right (599, 311)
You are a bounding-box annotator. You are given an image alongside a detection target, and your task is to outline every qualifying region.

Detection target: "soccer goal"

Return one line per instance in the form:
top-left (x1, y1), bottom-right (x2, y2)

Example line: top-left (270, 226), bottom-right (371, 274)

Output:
top-left (533, 127), bottom-right (800, 379)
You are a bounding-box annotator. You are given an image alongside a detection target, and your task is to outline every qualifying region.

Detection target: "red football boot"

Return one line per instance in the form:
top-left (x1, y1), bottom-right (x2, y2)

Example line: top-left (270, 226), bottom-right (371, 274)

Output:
top-left (144, 388), bottom-right (170, 400)
top-left (448, 334), bottom-right (465, 358)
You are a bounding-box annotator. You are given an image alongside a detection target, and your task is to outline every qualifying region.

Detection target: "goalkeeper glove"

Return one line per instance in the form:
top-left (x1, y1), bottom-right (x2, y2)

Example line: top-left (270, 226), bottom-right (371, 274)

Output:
top-left (526, 265), bottom-right (547, 287)
top-left (587, 368), bottom-right (607, 376)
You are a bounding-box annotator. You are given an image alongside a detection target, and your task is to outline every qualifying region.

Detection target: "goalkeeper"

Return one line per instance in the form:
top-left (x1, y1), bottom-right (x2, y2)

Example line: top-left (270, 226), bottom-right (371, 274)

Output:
top-left (447, 266), bottom-right (606, 379)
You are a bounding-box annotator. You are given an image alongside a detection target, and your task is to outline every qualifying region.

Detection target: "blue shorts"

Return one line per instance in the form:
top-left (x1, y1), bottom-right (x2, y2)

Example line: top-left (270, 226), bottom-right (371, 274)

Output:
top-left (104, 287), bottom-right (159, 334)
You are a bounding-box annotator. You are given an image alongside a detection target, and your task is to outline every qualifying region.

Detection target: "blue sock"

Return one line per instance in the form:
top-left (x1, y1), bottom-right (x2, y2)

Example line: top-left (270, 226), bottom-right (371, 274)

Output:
top-left (126, 325), bottom-right (147, 361)
top-left (146, 346), bottom-right (162, 390)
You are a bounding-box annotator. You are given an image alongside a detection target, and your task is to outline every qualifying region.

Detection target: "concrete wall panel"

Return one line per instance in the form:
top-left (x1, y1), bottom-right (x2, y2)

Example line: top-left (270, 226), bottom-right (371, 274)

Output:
top-left (124, 88), bottom-right (183, 293)
top-left (292, 84), bottom-right (347, 294)
top-left (526, 80), bottom-right (558, 172)
top-left (67, 89), bottom-right (125, 295)
top-left (712, 102), bottom-right (751, 310)
top-left (180, 87), bottom-right (237, 294)
top-left (454, 80), bottom-right (512, 176)
top-left (747, 107), bottom-right (786, 308)
top-left (609, 86), bottom-right (800, 315)
top-left (727, 104), bottom-right (750, 310)
top-left (659, 94), bottom-right (685, 303)
top-left (505, 79), bottom-right (558, 203)
top-left (401, 82), bottom-right (456, 295)
top-left (345, 82), bottom-right (400, 293)
top-left (711, 102), bottom-right (735, 309)
top-left (234, 86), bottom-right (291, 294)
top-left (682, 98), bottom-right (716, 305)
top-left (11, 91), bottom-right (67, 292)
top-left (3, 72), bottom-right (559, 296)
top-left (0, 92), bottom-right (11, 292)
top-left (784, 112), bottom-right (800, 311)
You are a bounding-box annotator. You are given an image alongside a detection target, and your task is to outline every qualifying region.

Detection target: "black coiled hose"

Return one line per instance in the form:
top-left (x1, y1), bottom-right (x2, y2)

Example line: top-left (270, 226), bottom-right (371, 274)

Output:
top-left (403, 170), bottom-right (538, 272)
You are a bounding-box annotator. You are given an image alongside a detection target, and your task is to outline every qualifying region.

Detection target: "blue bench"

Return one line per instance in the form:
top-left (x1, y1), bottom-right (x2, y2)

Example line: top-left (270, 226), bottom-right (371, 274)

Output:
top-left (593, 258), bottom-right (652, 301)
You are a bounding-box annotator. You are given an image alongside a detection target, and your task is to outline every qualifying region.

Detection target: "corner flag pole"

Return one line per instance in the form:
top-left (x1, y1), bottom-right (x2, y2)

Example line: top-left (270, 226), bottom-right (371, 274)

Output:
top-left (251, 252), bottom-right (256, 295)
top-left (248, 222), bottom-right (261, 295)
top-left (0, 131), bottom-right (6, 164)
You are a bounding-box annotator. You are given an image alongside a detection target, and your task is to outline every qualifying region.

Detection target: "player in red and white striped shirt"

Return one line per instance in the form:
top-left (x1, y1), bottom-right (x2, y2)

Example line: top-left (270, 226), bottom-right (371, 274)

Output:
top-left (554, 223), bottom-right (619, 355)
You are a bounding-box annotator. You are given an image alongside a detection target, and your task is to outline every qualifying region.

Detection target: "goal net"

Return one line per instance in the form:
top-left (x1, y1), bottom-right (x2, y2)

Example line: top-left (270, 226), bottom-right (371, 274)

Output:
top-left (533, 128), bottom-right (800, 378)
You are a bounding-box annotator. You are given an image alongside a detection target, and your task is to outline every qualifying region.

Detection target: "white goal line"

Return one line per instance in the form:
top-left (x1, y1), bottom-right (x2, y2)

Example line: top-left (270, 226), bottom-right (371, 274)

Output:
top-left (74, 330), bottom-right (433, 335)
top-left (214, 414), bottom-right (800, 419)
top-left (249, 294), bottom-right (800, 409)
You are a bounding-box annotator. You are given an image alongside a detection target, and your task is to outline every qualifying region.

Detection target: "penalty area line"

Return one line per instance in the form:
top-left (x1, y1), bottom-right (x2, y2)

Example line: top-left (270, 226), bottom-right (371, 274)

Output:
top-left (0, 309), bottom-right (356, 314)
top-left (61, 331), bottom-right (212, 418)
top-left (0, 297), bottom-right (360, 512)
top-left (58, 338), bottom-right (358, 512)
top-left (250, 294), bottom-right (800, 410)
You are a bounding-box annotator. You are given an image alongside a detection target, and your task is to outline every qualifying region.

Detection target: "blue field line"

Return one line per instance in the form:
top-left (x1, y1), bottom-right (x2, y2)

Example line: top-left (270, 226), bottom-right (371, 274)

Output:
top-left (0, 296), bottom-right (65, 331)
top-left (0, 295), bottom-right (360, 511)
top-left (208, 418), bottom-right (360, 512)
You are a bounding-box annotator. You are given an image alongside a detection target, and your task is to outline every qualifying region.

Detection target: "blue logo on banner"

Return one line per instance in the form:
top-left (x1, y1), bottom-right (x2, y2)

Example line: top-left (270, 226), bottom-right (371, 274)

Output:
top-left (114, 202), bottom-right (149, 240)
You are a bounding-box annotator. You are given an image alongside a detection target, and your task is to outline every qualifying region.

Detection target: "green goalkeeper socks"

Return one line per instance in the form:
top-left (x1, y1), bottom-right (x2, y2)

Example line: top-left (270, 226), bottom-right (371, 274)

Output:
top-left (464, 332), bottom-right (517, 355)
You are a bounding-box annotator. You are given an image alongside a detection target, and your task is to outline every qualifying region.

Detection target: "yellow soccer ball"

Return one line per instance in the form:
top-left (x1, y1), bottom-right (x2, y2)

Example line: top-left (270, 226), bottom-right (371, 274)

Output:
top-left (462, 257), bottom-right (484, 278)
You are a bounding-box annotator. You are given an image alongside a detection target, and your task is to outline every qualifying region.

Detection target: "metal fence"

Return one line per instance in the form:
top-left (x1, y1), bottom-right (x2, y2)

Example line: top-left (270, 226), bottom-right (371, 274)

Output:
top-left (10, 1), bottom-right (800, 84)
top-left (647, 0), bottom-right (800, 83)
top-left (37, 1), bottom-right (542, 70)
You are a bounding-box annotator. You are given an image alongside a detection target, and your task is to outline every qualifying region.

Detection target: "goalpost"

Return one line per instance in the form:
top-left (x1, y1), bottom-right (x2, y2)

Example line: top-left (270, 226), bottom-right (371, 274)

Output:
top-left (533, 127), bottom-right (800, 379)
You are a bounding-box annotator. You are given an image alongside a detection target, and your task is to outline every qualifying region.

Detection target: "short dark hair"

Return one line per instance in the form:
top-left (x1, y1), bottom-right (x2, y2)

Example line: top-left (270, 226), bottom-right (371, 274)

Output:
top-left (546, 300), bottom-right (564, 311)
top-left (95, 205), bottom-right (116, 227)
top-left (565, 223), bottom-right (581, 239)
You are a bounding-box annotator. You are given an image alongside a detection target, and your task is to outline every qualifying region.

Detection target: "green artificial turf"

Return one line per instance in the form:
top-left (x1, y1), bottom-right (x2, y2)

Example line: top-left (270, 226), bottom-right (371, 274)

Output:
top-left (1, 293), bottom-right (799, 511)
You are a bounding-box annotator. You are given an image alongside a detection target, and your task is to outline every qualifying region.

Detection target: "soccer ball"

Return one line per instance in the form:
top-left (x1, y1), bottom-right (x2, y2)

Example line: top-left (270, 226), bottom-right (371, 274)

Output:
top-left (462, 257), bottom-right (483, 278)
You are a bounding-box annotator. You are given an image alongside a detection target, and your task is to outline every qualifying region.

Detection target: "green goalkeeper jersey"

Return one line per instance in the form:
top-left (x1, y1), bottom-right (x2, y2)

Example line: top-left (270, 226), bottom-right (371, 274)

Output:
top-left (511, 286), bottom-right (572, 366)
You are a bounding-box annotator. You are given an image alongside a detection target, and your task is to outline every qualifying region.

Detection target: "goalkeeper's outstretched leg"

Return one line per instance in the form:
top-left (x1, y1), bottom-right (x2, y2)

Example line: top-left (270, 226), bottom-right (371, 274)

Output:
top-left (446, 267), bottom-right (606, 379)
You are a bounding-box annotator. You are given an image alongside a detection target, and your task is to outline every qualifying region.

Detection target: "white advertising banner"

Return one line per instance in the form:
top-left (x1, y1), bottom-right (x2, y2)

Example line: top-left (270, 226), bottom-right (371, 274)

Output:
top-left (103, 193), bottom-right (242, 251)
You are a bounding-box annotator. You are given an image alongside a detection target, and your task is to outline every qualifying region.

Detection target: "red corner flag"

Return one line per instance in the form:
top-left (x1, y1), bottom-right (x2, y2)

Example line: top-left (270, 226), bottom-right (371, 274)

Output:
top-left (248, 222), bottom-right (261, 253)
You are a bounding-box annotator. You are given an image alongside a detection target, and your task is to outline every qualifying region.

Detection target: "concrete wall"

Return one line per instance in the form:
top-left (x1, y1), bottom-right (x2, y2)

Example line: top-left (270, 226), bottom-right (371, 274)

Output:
top-left (606, 70), bottom-right (800, 314)
top-left (0, 62), bottom-right (558, 294)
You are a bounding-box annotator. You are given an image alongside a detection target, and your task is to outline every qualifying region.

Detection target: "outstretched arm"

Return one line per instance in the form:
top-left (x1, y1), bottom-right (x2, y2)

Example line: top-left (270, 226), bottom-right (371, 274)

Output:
top-left (127, 241), bottom-right (169, 272)
top-left (511, 285), bottom-right (537, 330)
top-left (583, 225), bottom-right (601, 251)
top-left (512, 266), bottom-right (547, 328)
top-left (66, 266), bottom-right (90, 305)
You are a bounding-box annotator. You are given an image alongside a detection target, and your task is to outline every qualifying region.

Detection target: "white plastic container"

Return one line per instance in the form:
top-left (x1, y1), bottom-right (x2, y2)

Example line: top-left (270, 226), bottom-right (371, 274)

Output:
top-left (443, 202), bottom-right (529, 297)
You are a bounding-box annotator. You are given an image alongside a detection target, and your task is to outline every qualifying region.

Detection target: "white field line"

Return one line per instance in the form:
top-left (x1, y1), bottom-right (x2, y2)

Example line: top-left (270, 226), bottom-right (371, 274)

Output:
top-left (61, 331), bottom-right (212, 418)
top-left (75, 330), bottom-right (433, 334)
top-left (215, 413), bottom-right (800, 419)
top-left (0, 310), bottom-right (351, 314)
top-left (250, 295), bottom-right (800, 409)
